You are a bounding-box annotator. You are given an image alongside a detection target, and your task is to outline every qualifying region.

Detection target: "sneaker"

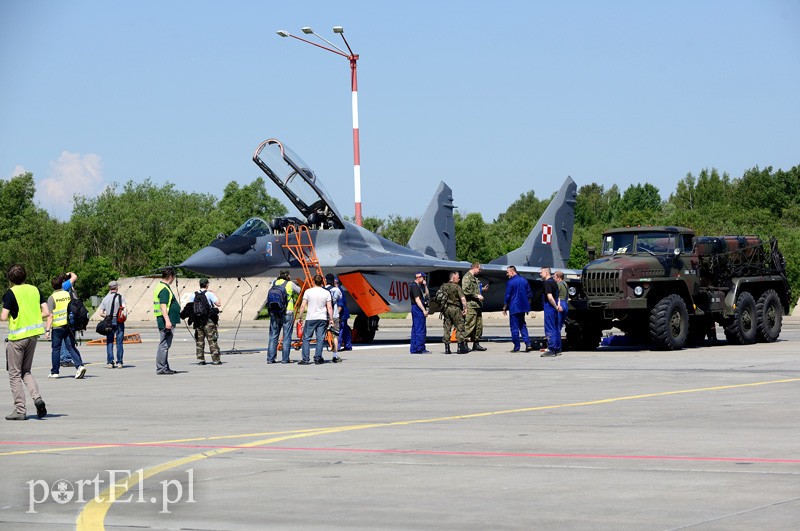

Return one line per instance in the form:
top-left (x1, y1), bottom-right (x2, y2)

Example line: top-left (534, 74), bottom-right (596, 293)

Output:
top-left (34, 398), bottom-right (47, 419)
top-left (540, 349), bottom-right (557, 357)
top-left (332, 356), bottom-right (342, 363)
top-left (48, 373), bottom-right (60, 379)
top-left (267, 360), bottom-right (277, 364)
top-left (298, 360), bottom-right (311, 366)
top-left (60, 361), bottom-right (73, 367)
top-left (314, 358), bottom-right (325, 365)
top-left (107, 363), bottom-right (115, 369)
top-left (197, 359), bottom-right (206, 365)
top-left (115, 362), bottom-right (123, 368)
top-left (525, 344), bottom-right (534, 352)
top-left (75, 366), bottom-right (87, 379)
top-left (157, 369), bottom-right (176, 375)
top-left (211, 360), bottom-right (222, 366)
top-left (5, 411), bottom-right (26, 421)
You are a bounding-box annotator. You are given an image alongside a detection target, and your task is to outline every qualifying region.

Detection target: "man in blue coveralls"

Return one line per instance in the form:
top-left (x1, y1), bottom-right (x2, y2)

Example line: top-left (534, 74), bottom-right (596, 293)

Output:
top-left (409, 272), bottom-right (430, 354)
top-left (502, 266), bottom-right (533, 352)
top-left (540, 267), bottom-right (561, 356)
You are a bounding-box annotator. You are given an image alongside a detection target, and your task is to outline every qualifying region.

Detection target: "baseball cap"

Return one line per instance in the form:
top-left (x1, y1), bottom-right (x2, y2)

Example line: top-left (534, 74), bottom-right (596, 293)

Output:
top-left (108, 280), bottom-right (119, 289)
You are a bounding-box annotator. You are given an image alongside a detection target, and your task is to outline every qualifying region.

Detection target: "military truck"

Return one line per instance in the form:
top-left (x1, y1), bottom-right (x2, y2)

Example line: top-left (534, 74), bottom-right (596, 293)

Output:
top-left (566, 226), bottom-right (792, 351)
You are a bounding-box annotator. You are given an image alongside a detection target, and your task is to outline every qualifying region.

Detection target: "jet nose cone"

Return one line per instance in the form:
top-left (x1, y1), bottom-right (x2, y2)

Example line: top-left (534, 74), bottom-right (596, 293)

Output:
top-left (180, 246), bottom-right (227, 276)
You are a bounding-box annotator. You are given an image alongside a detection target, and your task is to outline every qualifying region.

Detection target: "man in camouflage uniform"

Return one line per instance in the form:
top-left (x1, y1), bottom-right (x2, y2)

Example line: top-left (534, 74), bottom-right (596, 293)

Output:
top-left (462, 262), bottom-right (488, 352)
top-left (439, 271), bottom-right (469, 354)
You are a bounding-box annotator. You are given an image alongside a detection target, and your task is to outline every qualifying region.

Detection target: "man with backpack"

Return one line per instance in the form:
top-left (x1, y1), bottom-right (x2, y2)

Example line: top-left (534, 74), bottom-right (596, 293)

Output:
top-left (99, 280), bottom-right (126, 368)
top-left (187, 278), bottom-right (222, 365)
top-left (266, 270), bottom-right (300, 364)
top-left (44, 272), bottom-right (87, 379)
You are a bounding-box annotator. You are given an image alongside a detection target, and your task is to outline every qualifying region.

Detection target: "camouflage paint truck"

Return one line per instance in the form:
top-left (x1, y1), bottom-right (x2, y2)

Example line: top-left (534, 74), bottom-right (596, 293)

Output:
top-left (567, 226), bottom-right (792, 351)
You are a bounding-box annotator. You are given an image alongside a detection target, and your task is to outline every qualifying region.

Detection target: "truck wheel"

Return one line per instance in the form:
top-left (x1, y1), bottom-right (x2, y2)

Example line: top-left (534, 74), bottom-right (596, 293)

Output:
top-left (649, 294), bottom-right (688, 350)
top-left (755, 289), bottom-right (782, 342)
top-left (723, 291), bottom-right (757, 345)
top-left (565, 318), bottom-right (602, 351)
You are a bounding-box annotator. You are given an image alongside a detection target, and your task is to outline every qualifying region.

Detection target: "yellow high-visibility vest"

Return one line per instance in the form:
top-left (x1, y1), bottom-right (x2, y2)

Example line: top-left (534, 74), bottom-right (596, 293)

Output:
top-left (51, 289), bottom-right (71, 328)
top-left (153, 282), bottom-right (174, 318)
top-left (8, 284), bottom-right (45, 341)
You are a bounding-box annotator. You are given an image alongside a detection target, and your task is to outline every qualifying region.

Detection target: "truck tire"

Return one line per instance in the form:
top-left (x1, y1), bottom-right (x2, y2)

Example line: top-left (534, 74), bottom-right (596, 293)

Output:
top-left (723, 291), bottom-right (757, 345)
top-left (755, 289), bottom-right (782, 343)
top-left (649, 294), bottom-right (688, 350)
top-left (565, 318), bottom-right (602, 351)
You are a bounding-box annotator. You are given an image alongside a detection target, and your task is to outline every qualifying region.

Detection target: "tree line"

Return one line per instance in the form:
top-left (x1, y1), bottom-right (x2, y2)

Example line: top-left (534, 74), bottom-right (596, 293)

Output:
top-left (2, 164), bottom-right (798, 310)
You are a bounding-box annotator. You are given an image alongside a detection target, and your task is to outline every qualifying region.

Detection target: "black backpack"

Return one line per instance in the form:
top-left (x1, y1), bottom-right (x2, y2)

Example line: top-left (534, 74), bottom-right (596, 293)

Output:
top-left (434, 286), bottom-right (449, 307)
top-left (193, 290), bottom-right (211, 325)
top-left (267, 280), bottom-right (288, 315)
top-left (67, 291), bottom-right (90, 331)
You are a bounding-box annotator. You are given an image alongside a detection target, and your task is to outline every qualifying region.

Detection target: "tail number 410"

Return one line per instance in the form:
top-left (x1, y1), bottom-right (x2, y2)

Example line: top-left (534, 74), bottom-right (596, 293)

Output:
top-left (388, 281), bottom-right (410, 302)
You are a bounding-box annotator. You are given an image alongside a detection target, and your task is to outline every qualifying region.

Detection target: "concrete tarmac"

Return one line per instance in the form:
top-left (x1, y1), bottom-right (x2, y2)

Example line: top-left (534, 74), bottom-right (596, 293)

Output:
top-left (1, 317), bottom-right (798, 530)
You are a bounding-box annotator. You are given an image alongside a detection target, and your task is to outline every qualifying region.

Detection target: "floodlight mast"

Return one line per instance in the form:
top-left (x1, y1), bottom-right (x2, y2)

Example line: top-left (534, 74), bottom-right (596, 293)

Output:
top-left (275, 26), bottom-right (363, 226)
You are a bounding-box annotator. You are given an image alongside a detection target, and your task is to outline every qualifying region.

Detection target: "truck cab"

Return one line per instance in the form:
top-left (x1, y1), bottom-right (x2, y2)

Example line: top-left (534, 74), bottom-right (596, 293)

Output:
top-left (568, 226), bottom-right (790, 351)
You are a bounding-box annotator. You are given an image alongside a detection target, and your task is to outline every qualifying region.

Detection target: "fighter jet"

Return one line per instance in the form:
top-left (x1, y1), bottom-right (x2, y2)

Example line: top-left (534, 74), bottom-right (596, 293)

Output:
top-left (180, 138), bottom-right (579, 340)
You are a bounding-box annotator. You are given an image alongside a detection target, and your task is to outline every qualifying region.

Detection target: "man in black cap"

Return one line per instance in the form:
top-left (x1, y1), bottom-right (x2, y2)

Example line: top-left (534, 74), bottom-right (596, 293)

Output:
top-left (188, 277), bottom-right (222, 365)
top-left (267, 270), bottom-right (301, 364)
top-left (409, 272), bottom-right (430, 354)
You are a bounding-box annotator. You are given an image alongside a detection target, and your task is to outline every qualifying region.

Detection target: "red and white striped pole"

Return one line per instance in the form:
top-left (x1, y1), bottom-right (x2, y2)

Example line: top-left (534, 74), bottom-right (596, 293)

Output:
top-left (350, 54), bottom-right (362, 226)
top-left (276, 27), bottom-right (364, 226)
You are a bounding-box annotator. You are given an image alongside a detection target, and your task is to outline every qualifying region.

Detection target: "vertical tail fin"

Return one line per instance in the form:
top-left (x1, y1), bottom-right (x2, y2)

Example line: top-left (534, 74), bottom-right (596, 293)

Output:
top-left (489, 176), bottom-right (577, 268)
top-left (407, 181), bottom-right (456, 260)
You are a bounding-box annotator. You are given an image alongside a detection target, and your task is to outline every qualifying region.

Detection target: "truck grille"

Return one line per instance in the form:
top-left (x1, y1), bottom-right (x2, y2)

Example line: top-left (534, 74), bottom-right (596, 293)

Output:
top-left (584, 270), bottom-right (623, 297)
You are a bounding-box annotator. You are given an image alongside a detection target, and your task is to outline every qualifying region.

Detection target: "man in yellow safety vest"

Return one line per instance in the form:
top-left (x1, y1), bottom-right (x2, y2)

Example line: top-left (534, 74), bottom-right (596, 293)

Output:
top-left (1, 264), bottom-right (50, 420)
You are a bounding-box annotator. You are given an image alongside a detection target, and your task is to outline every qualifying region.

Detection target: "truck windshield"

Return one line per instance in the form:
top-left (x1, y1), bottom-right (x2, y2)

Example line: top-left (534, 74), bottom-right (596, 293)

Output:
top-left (602, 232), bottom-right (676, 255)
top-left (602, 233), bottom-right (635, 255)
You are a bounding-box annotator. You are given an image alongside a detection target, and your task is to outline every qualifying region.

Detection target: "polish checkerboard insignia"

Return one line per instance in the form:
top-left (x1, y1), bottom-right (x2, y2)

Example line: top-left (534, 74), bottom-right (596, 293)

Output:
top-left (541, 224), bottom-right (553, 245)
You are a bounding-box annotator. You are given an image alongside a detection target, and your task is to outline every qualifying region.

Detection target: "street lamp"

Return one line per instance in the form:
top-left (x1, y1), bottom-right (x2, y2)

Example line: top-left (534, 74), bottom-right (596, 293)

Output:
top-left (276, 26), bottom-right (363, 226)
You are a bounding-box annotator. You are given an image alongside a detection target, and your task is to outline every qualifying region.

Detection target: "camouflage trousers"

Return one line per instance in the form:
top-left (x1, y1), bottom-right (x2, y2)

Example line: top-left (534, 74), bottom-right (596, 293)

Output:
top-left (195, 321), bottom-right (221, 361)
top-left (442, 305), bottom-right (465, 344)
top-left (464, 307), bottom-right (483, 342)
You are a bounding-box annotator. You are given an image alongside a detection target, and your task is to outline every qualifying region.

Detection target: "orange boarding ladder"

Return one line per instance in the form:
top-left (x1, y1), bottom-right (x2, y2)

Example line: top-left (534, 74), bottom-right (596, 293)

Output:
top-left (282, 225), bottom-right (335, 351)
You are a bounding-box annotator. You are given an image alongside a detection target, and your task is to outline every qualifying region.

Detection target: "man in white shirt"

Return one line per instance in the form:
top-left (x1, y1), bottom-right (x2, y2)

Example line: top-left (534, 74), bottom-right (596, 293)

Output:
top-left (296, 274), bottom-right (334, 365)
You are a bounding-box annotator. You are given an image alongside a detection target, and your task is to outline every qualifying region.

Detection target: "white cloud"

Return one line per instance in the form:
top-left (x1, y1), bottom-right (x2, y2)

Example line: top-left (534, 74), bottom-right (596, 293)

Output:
top-left (8, 165), bottom-right (28, 178)
top-left (37, 151), bottom-right (105, 220)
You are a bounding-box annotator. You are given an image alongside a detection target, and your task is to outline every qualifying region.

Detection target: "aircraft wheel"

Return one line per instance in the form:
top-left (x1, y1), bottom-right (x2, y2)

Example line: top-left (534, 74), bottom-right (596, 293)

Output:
top-left (353, 314), bottom-right (378, 343)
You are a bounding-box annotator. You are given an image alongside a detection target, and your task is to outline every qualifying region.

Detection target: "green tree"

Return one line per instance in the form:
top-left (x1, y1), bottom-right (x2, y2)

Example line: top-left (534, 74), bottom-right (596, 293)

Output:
top-left (380, 215), bottom-right (418, 246)
top-left (454, 212), bottom-right (491, 263)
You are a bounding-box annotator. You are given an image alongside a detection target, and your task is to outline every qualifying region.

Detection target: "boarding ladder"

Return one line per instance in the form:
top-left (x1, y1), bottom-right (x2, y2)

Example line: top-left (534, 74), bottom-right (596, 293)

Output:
top-left (282, 225), bottom-right (335, 352)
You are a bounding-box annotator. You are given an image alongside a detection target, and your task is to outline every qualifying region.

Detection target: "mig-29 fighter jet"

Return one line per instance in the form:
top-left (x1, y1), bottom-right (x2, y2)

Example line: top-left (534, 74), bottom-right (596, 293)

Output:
top-left (180, 138), bottom-right (579, 340)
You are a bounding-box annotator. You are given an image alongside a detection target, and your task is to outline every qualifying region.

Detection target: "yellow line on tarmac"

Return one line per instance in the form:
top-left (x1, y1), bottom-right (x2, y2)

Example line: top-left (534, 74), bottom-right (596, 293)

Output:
top-left (0, 427), bottom-right (339, 456)
top-left (76, 377), bottom-right (800, 530)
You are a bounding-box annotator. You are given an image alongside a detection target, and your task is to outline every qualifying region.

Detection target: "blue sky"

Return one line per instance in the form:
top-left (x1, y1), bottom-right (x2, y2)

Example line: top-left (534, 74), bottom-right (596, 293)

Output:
top-left (2, 0), bottom-right (798, 222)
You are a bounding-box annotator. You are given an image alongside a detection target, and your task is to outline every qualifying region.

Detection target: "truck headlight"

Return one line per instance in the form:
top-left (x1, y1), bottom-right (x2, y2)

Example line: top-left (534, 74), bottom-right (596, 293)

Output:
top-left (633, 286), bottom-right (644, 297)
top-left (568, 286), bottom-right (577, 297)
